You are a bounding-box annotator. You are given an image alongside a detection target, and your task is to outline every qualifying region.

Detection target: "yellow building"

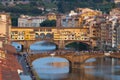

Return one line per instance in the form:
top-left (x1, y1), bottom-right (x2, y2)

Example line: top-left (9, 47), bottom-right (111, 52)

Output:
top-left (11, 27), bottom-right (35, 40)
top-left (76, 8), bottom-right (101, 25)
top-left (0, 12), bottom-right (11, 44)
top-left (61, 8), bottom-right (101, 27)
top-left (52, 28), bottom-right (89, 41)
top-left (11, 27), bottom-right (90, 41)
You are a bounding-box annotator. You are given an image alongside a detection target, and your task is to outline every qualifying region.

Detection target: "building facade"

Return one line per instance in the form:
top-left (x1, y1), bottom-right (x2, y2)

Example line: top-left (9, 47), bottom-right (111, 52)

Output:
top-left (18, 15), bottom-right (46, 27)
top-left (114, 0), bottom-right (120, 3)
top-left (61, 8), bottom-right (102, 28)
top-left (0, 12), bottom-right (11, 45)
top-left (11, 27), bottom-right (35, 40)
top-left (46, 13), bottom-right (57, 20)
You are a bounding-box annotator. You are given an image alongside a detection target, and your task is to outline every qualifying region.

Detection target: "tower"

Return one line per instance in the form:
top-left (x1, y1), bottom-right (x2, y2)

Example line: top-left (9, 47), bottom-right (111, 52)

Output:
top-left (0, 12), bottom-right (11, 44)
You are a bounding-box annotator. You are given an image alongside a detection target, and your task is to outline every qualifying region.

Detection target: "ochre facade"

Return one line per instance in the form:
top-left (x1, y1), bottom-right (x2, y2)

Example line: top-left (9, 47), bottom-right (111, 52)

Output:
top-left (11, 27), bottom-right (94, 49)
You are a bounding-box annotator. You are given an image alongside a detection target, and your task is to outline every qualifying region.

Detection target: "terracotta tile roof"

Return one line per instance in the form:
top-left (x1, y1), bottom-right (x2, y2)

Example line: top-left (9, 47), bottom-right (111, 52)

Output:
top-left (0, 48), bottom-right (23, 80)
top-left (4, 44), bottom-right (17, 54)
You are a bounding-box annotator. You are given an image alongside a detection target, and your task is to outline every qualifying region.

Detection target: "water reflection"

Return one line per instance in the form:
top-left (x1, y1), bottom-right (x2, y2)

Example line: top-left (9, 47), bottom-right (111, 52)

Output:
top-left (32, 57), bottom-right (69, 80)
top-left (30, 41), bottom-right (56, 51)
top-left (84, 57), bottom-right (120, 80)
top-left (32, 57), bottom-right (120, 80)
top-left (12, 41), bottom-right (120, 80)
top-left (11, 42), bottom-right (22, 52)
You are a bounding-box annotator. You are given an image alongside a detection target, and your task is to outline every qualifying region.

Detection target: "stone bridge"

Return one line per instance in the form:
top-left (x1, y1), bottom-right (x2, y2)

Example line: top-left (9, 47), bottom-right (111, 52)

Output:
top-left (27, 52), bottom-right (120, 69)
top-left (11, 27), bottom-right (93, 51)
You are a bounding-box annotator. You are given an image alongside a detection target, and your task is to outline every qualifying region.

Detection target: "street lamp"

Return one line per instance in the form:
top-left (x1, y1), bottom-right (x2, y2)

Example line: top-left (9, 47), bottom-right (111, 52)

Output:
top-left (50, 53), bottom-right (55, 57)
top-left (50, 52), bottom-right (55, 65)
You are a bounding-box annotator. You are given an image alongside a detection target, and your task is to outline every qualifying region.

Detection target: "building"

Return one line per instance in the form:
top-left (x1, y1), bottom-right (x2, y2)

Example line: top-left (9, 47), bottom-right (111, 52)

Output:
top-left (46, 12), bottom-right (57, 20)
top-left (109, 8), bottom-right (120, 50)
top-left (114, 0), bottom-right (120, 3)
top-left (61, 15), bottom-right (80, 27)
top-left (110, 8), bottom-right (120, 16)
top-left (11, 27), bottom-right (35, 40)
top-left (18, 15), bottom-right (46, 27)
top-left (0, 12), bottom-right (11, 40)
top-left (52, 28), bottom-right (90, 41)
top-left (1, 0), bottom-right (30, 6)
top-left (115, 19), bottom-right (120, 50)
top-left (0, 12), bottom-right (22, 80)
top-left (0, 12), bottom-right (11, 47)
top-left (61, 8), bottom-right (102, 28)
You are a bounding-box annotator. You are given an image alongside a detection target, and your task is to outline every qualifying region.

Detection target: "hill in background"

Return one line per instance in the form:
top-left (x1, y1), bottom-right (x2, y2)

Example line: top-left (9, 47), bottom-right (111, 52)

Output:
top-left (0, 0), bottom-right (118, 26)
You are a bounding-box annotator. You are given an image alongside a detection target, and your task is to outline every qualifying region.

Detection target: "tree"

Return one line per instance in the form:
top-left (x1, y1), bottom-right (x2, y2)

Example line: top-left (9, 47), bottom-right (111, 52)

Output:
top-left (40, 20), bottom-right (56, 27)
top-left (11, 17), bottom-right (18, 27)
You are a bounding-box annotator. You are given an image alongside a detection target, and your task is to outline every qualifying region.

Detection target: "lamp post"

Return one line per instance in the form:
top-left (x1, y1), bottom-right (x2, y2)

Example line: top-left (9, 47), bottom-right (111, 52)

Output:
top-left (50, 52), bottom-right (55, 65)
top-left (50, 53), bottom-right (55, 57)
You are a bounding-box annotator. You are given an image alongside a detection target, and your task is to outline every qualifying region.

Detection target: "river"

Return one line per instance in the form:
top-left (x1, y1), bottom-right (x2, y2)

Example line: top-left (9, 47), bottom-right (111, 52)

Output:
top-left (32, 57), bottom-right (120, 80)
top-left (12, 42), bottom-right (120, 80)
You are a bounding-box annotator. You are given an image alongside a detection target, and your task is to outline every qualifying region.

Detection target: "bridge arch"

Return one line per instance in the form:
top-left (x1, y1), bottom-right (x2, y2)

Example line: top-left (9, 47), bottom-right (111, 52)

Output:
top-left (39, 33), bottom-right (45, 39)
top-left (31, 41), bottom-right (59, 46)
top-left (35, 33), bottom-right (39, 38)
top-left (32, 56), bottom-right (71, 64)
top-left (83, 56), bottom-right (103, 64)
top-left (64, 41), bottom-right (91, 51)
top-left (82, 55), bottom-right (120, 64)
top-left (30, 41), bottom-right (59, 51)
top-left (11, 42), bottom-right (23, 51)
top-left (46, 33), bottom-right (53, 39)
top-left (31, 55), bottom-right (73, 69)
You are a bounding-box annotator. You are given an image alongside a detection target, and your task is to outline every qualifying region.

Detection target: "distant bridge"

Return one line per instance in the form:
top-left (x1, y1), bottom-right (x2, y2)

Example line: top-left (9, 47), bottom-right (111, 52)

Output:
top-left (27, 51), bottom-right (120, 69)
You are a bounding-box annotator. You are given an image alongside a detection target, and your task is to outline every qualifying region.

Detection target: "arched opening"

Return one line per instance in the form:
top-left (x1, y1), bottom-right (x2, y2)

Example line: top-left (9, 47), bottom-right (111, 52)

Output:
top-left (11, 42), bottom-right (23, 52)
top-left (30, 41), bottom-right (58, 52)
top-left (65, 42), bottom-right (91, 51)
top-left (32, 57), bottom-right (70, 80)
top-left (39, 33), bottom-right (45, 39)
top-left (46, 33), bottom-right (53, 39)
top-left (35, 33), bottom-right (39, 39)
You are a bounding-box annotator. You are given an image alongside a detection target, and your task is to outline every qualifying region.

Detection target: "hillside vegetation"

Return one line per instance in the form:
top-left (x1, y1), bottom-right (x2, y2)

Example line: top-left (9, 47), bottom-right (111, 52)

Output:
top-left (0, 0), bottom-right (117, 26)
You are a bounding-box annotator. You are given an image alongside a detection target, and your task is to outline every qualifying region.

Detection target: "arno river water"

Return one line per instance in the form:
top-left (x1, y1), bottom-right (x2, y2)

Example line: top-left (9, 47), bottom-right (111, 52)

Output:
top-left (32, 57), bottom-right (120, 80)
top-left (12, 42), bottom-right (120, 80)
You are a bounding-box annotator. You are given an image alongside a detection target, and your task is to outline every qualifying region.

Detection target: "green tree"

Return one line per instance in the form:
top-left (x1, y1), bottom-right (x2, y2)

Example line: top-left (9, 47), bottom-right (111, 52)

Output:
top-left (11, 17), bottom-right (18, 27)
top-left (40, 20), bottom-right (56, 27)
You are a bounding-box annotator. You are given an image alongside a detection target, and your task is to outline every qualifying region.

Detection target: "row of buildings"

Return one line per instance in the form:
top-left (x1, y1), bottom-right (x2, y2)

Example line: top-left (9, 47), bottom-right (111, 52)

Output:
top-left (16, 8), bottom-right (120, 51)
top-left (17, 8), bottom-right (101, 28)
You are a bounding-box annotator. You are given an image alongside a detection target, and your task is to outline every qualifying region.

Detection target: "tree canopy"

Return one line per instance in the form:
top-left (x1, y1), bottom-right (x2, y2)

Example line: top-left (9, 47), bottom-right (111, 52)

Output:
top-left (0, 0), bottom-right (117, 26)
top-left (40, 20), bottom-right (56, 27)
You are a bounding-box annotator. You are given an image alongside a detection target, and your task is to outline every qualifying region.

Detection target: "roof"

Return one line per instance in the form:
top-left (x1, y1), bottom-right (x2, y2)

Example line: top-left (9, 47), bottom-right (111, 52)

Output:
top-left (4, 44), bottom-right (17, 54)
